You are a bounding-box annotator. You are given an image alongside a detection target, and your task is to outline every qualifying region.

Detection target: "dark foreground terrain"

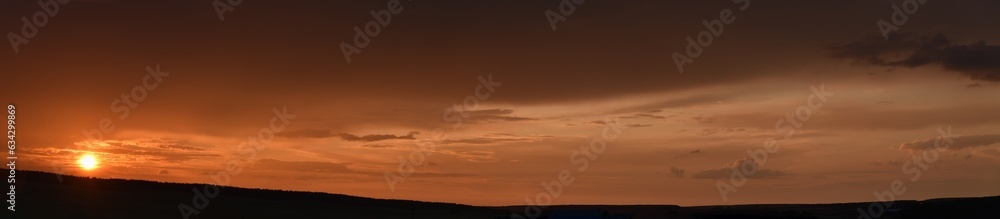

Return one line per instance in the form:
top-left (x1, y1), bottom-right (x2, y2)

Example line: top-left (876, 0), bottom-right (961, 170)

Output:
top-left (2, 170), bottom-right (997, 219)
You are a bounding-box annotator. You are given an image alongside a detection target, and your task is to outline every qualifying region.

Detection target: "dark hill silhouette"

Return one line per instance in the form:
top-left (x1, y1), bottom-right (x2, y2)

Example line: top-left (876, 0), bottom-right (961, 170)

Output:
top-left (2, 170), bottom-right (998, 219)
top-left (2, 170), bottom-right (506, 218)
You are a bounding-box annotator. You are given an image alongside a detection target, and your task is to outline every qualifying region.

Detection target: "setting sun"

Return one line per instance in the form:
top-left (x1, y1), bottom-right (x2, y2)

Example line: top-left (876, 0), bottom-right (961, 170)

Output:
top-left (78, 154), bottom-right (99, 170)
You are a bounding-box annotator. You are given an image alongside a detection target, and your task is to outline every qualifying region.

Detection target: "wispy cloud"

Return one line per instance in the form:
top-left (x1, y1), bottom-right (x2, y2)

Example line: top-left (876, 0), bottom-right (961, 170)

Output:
top-left (278, 129), bottom-right (418, 142)
top-left (899, 134), bottom-right (1000, 151)
top-left (829, 33), bottom-right (1000, 81)
top-left (668, 166), bottom-right (686, 178)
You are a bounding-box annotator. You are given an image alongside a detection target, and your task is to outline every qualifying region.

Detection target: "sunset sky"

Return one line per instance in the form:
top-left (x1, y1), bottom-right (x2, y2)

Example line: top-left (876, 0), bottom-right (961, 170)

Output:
top-left (1, 0), bottom-right (999, 207)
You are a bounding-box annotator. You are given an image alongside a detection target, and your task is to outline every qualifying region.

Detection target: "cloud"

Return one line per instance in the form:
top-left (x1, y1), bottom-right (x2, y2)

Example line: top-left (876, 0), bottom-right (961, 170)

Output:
top-left (698, 128), bottom-right (745, 136)
top-left (154, 144), bottom-right (207, 151)
top-left (471, 115), bottom-right (537, 122)
top-left (829, 33), bottom-right (1000, 81)
top-left (674, 149), bottom-right (703, 159)
top-left (668, 166), bottom-right (685, 178)
top-left (334, 132), bottom-right (418, 142)
top-left (159, 170), bottom-right (169, 175)
top-left (973, 148), bottom-right (1000, 160)
top-left (899, 134), bottom-right (1000, 151)
top-left (621, 113), bottom-right (666, 120)
top-left (610, 93), bottom-right (740, 115)
top-left (691, 115), bottom-right (717, 124)
top-left (584, 120), bottom-right (608, 126)
top-left (278, 129), bottom-right (418, 142)
top-left (434, 149), bottom-right (497, 162)
top-left (691, 158), bottom-right (790, 179)
top-left (708, 105), bottom-right (1000, 131)
top-left (360, 144), bottom-right (396, 149)
top-left (76, 139), bottom-right (220, 163)
top-left (440, 133), bottom-right (552, 146)
top-left (464, 108), bottom-right (538, 123)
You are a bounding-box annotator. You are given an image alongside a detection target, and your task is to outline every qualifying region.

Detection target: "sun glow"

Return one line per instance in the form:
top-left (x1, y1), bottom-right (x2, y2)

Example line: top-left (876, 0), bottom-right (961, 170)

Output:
top-left (78, 154), bottom-right (99, 170)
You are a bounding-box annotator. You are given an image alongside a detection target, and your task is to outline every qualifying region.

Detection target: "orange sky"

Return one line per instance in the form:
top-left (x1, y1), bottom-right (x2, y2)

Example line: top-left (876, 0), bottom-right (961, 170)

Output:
top-left (1, 0), bottom-right (999, 207)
